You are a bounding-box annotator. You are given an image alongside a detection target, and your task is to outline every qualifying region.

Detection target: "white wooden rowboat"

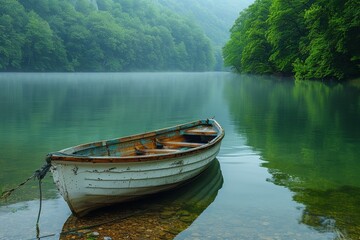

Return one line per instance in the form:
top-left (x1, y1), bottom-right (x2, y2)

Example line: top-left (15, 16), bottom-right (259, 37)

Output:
top-left (47, 119), bottom-right (224, 216)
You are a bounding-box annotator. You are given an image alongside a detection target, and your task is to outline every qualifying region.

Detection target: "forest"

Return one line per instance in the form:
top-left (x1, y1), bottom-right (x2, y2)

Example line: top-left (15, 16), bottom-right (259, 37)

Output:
top-left (155, 0), bottom-right (253, 70)
top-left (223, 0), bottom-right (359, 81)
top-left (0, 0), bottom-right (251, 72)
top-left (0, 0), bottom-right (218, 72)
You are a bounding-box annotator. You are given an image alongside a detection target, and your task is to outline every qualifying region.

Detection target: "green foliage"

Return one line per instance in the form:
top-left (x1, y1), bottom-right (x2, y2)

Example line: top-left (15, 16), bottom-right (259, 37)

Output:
top-left (22, 11), bottom-right (69, 71)
top-left (266, 0), bottom-right (308, 73)
top-left (0, 0), bottom-right (216, 72)
top-left (294, 0), bottom-right (360, 80)
top-left (223, 0), bottom-right (273, 74)
top-left (0, 0), bottom-right (27, 70)
top-left (157, 0), bottom-right (253, 70)
top-left (223, 0), bottom-right (360, 81)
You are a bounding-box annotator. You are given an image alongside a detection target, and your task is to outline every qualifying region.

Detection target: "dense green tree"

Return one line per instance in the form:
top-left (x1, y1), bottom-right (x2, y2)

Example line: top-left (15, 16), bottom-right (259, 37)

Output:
top-left (266, 0), bottom-right (309, 73)
top-left (22, 11), bottom-right (56, 71)
top-left (224, 0), bottom-right (360, 81)
top-left (86, 12), bottom-right (128, 71)
top-left (294, 0), bottom-right (360, 80)
top-left (0, 0), bottom-right (27, 70)
top-left (223, 0), bottom-right (273, 74)
top-left (97, 0), bottom-right (113, 11)
top-left (222, 12), bottom-right (249, 73)
top-left (0, 0), bottom-right (216, 72)
top-left (75, 0), bottom-right (96, 14)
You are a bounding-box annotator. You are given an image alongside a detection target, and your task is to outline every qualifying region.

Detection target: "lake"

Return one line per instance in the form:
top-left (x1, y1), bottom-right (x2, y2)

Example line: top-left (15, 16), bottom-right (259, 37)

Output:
top-left (0, 72), bottom-right (359, 240)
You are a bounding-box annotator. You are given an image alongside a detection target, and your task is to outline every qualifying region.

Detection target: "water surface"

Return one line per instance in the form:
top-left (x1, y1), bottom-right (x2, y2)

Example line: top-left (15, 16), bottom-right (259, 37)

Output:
top-left (0, 72), bottom-right (359, 239)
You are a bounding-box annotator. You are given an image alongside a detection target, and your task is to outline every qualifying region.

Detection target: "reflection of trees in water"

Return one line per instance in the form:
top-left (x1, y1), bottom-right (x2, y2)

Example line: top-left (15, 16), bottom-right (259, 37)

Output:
top-left (60, 159), bottom-right (223, 239)
top-left (224, 75), bottom-right (360, 238)
top-left (296, 186), bottom-right (360, 238)
top-left (266, 170), bottom-right (360, 238)
top-left (0, 73), bottom-right (212, 129)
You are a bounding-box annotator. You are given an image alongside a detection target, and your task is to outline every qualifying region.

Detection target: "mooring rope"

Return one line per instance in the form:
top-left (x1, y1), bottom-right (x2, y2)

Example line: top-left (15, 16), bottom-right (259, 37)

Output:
top-left (2, 154), bottom-right (154, 240)
top-left (36, 179), bottom-right (43, 238)
top-left (34, 156), bottom-right (52, 181)
top-left (0, 155), bottom-right (52, 239)
top-left (0, 155), bottom-right (52, 201)
top-left (34, 156), bottom-right (52, 239)
top-left (0, 173), bottom-right (35, 200)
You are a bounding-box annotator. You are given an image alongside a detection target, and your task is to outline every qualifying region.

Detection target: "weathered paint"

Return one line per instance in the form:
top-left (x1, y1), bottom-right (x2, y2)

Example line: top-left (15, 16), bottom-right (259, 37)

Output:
top-left (49, 119), bottom-right (224, 216)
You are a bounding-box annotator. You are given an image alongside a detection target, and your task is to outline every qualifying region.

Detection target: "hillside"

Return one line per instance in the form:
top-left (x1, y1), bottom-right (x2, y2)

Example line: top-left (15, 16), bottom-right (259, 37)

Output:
top-left (0, 0), bottom-right (216, 72)
top-left (223, 0), bottom-right (359, 81)
top-left (157, 0), bottom-right (254, 70)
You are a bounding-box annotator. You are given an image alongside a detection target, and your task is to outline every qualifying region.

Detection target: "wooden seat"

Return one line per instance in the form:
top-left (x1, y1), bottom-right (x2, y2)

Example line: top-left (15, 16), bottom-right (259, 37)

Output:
top-left (135, 147), bottom-right (178, 155)
top-left (157, 139), bottom-right (204, 148)
top-left (183, 128), bottom-right (218, 136)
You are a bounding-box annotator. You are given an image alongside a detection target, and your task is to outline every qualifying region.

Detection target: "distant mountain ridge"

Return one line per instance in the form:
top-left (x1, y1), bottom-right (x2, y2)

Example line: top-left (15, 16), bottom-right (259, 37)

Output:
top-left (157, 0), bottom-right (253, 45)
top-left (155, 0), bottom-right (254, 69)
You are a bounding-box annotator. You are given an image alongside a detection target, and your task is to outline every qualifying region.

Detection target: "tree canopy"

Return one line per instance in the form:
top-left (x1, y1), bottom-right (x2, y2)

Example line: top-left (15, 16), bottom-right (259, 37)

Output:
top-left (0, 0), bottom-right (217, 72)
top-left (223, 0), bottom-right (360, 81)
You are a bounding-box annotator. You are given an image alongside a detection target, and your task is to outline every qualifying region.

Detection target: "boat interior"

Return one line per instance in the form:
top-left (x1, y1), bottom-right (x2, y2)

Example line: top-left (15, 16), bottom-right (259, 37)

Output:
top-left (135, 125), bottom-right (218, 156)
top-left (71, 123), bottom-right (219, 157)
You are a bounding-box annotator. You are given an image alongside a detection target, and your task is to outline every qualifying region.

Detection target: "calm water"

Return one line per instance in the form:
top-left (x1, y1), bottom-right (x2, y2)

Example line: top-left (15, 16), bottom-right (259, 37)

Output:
top-left (0, 72), bottom-right (359, 239)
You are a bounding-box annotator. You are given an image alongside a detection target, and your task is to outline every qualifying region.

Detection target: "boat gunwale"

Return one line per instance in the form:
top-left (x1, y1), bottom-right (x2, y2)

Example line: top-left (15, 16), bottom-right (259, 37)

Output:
top-left (49, 119), bottom-right (225, 163)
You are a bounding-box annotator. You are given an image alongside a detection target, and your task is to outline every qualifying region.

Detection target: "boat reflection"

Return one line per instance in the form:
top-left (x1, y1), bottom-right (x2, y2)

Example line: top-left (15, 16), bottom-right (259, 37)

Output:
top-left (60, 159), bottom-right (223, 239)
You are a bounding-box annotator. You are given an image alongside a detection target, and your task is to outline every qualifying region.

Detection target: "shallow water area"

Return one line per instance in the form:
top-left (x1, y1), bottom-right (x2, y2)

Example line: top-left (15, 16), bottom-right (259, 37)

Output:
top-left (0, 197), bottom-right (70, 239)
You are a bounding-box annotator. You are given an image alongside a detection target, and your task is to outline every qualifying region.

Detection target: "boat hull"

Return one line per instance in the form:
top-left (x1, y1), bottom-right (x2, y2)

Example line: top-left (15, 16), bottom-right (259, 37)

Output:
top-left (51, 141), bottom-right (221, 216)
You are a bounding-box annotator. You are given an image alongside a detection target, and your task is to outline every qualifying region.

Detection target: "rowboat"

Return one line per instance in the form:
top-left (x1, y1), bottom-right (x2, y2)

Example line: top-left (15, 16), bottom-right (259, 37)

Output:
top-left (47, 119), bottom-right (224, 216)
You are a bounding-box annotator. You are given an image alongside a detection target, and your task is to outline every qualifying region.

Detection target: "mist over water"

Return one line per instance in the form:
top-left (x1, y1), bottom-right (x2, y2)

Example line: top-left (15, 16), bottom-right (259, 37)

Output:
top-left (0, 72), bottom-right (359, 239)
